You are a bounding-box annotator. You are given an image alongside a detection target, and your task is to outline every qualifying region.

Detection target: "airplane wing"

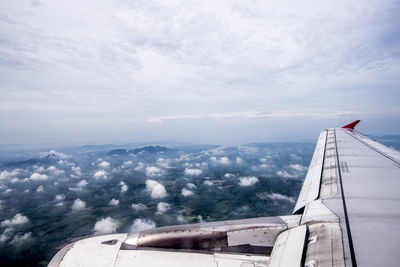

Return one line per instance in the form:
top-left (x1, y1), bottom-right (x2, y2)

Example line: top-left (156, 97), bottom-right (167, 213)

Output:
top-left (48, 121), bottom-right (400, 267)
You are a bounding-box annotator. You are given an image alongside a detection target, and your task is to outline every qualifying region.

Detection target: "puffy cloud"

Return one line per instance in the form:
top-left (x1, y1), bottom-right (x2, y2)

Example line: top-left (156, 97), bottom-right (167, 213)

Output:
top-left (47, 166), bottom-right (65, 175)
top-left (266, 193), bottom-right (295, 203)
top-left (131, 203), bottom-right (147, 212)
top-left (130, 219), bottom-right (156, 233)
top-left (77, 179), bottom-right (88, 187)
top-left (10, 232), bottom-right (32, 245)
top-left (0, 171), bottom-right (11, 180)
top-left (0, 228), bottom-right (13, 243)
top-left (290, 154), bottom-right (302, 160)
top-left (35, 166), bottom-right (45, 172)
top-left (276, 170), bottom-right (297, 178)
top-left (119, 181), bottom-right (128, 193)
top-left (157, 158), bottom-right (171, 168)
top-left (289, 164), bottom-right (308, 172)
top-left (156, 202), bottom-right (171, 214)
top-left (184, 168), bottom-right (202, 176)
top-left (72, 199), bottom-right (86, 211)
top-left (145, 166), bottom-right (163, 176)
top-left (181, 188), bottom-right (194, 197)
top-left (71, 166), bottom-right (82, 176)
top-left (41, 150), bottom-right (71, 159)
top-left (134, 162), bottom-right (145, 171)
top-left (55, 194), bottom-right (65, 206)
top-left (36, 185), bottom-right (44, 192)
top-left (145, 180), bottom-right (167, 198)
top-left (93, 217), bottom-right (120, 235)
top-left (176, 214), bottom-right (187, 224)
top-left (30, 173), bottom-right (49, 181)
top-left (224, 173), bottom-right (234, 178)
top-left (236, 157), bottom-right (244, 164)
top-left (238, 176), bottom-right (259, 186)
top-left (94, 170), bottom-right (108, 179)
top-left (69, 179), bottom-right (89, 191)
top-left (98, 161), bottom-right (110, 168)
top-left (204, 180), bottom-right (213, 186)
top-left (4, 188), bottom-right (12, 193)
top-left (109, 198), bottom-right (119, 206)
top-left (218, 157), bottom-right (231, 165)
top-left (186, 183), bottom-right (196, 190)
top-left (1, 213), bottom-right (29, 227)
top-left (122, 161), bottom-right (133, 168)
top-left (55, 194), bottom-right (65, 201)
top-left (0, 169), bottom-right (21, 180)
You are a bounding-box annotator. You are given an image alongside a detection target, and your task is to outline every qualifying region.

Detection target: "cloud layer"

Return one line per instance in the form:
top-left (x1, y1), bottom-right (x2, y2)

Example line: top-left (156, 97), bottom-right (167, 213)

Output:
top-left (0, 0), bottom-right (399, 144)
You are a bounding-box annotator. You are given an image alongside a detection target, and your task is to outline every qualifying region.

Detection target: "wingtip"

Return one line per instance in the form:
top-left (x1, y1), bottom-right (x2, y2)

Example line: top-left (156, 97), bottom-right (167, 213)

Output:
top-left (342, 120), bottom-right (361, 130)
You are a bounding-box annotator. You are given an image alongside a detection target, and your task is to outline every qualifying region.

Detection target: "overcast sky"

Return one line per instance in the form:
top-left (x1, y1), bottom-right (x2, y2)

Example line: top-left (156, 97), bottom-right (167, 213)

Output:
top-left (0, 0), bottom-right (399, 146)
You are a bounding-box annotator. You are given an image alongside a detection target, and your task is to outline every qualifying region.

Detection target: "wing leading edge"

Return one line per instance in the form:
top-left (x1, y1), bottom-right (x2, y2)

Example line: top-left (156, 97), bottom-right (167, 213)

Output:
top-left (49, 121), bottom-right (400, 267)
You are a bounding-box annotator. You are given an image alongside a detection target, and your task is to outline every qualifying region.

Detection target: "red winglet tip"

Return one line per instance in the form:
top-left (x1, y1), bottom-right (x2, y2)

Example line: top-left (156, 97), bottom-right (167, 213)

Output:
top-left (342, 120), bottom-right (361, 130)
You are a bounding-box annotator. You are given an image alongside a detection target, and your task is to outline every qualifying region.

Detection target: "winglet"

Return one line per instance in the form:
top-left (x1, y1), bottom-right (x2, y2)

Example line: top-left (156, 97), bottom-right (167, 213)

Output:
top-left (342, 120), bottom-right (360, 130)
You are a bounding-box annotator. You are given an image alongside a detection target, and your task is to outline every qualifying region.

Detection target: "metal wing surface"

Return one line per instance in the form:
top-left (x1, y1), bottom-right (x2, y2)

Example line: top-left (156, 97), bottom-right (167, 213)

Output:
top-left (49, 121), bottom-right (400, 267)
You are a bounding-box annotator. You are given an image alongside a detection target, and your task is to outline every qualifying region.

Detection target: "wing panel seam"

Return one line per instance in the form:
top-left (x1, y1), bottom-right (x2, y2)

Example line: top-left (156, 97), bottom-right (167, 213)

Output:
top-left (341, 128), bottom-right (400, 167)
top-left (334, 128), bottom-right (357, 267)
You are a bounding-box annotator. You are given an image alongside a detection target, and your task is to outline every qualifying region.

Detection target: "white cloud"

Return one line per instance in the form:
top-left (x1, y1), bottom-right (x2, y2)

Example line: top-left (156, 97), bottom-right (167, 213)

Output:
top-left (36, 185), bottom-right (44, 192)
top-left (99, 161), bottom-right (110, 168)
top-left (119, 181), bottom-right (128, 193)
top-left (55, 194), bottom-right (65, 201)
top-left (224, 173), bottom-right (234, 178)
top-left (156, 202), bottom-right (170, 214)
top-left (69, 179), bottom-right (89, 191)
top-left (10, 232), bottom-right (32, 245)
top-left (71, 166), bottom-right (82, 176)
top-left (41, 150), bottom-right (71, 159)
top-left (181, 188), bottom-right (194, 197)
top-left (0, 171), bottom-right (10, 180)
top-left (94, 170), bottom-right (108, 179)
top-left (267, 193), bottom-right (295, 203)
top-left (0, 169), bottom-right (21, 180)
top-left (72, 199), bottom-right (86, 211)
top-left (36, 166), bottom-right (45, 172)
top-left (130, 218), bottom-right (156, 233)
top-left (109, 198), bottom-right (119, 206)
top-left (122, 161), bottom-right (133, 168)
top-left (47, 166), bottom-right (65, 175)
top-left (289, 164), bottom-right (307, 172)
top-left (1, 213), bottom-right (29, 227)
top-left (186, 183), bottom-right (196, 190)
top-left (93, 217), bottom-right (120, 235)
top-left (157, 158), bottom-right (171, 168)
top-left (238, 176), bottom-right (259, 186)
top-left (218, 157), bottom-right (231, 165)
top-left (4, 188), bottom-right (12, 193)
top-left (0, 228), bottom-right (13, 243)
top-left (276, 170), bottom-right (297, 178)
top-left (184, 168), bottom-right (202, 176)
top-left (290, 154), bottom-right (302, 160)
top-left (176, 214), bottom-right (187, 224)
top-left (30, 173), bottom-right (49, 181)
top-left (134, 162), bottom-right (145, 171)
top-left (236, 157), bottom-right (244, 164)
top-left (131, 203), bottom-right (147, 212)
top-left (78, 179), bottom-right (88, 187)
top-left (145, 179), bottom-right (167, 198)
top-left (1, 0), bottom-right (398, 144)
top-left (204, 180), bottom-right (213, 186)
top-left (145, 166), bottom-right (163, 176)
